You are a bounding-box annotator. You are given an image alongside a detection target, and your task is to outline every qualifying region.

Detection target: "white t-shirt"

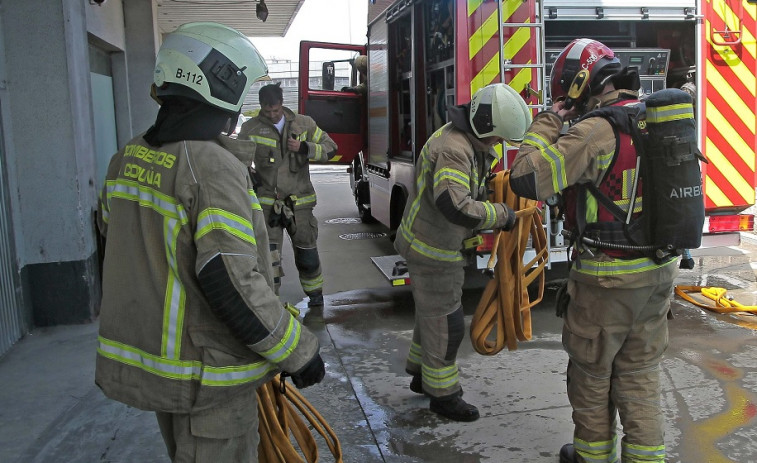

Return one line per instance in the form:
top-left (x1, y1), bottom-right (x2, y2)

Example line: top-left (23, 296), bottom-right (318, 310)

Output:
top-left (274, 117), bottom-right (285, 134)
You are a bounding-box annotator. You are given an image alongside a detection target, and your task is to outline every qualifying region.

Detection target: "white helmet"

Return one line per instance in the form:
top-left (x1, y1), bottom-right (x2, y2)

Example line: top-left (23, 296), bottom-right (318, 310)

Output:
top-left (469, 83), bottom-right (532, 143)
top-left (153, 22), bottom-right (269, 113)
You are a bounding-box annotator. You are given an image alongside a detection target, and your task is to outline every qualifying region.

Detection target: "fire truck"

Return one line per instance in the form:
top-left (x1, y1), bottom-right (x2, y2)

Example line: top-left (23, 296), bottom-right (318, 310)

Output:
top-left (298, 0), bottom-right (756, 280)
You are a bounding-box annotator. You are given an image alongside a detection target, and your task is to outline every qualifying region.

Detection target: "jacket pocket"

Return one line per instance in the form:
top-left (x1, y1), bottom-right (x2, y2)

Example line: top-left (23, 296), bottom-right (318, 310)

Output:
top-left (188, 326), bottom-right (274, 423)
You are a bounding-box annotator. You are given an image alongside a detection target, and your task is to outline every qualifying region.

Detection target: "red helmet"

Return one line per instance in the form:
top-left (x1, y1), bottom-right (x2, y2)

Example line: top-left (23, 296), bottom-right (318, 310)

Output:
top-left (550, 38), bottom-right (621, 110)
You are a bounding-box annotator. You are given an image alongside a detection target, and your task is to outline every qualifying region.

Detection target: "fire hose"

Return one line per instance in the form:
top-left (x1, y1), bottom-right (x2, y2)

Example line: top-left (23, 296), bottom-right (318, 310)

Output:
top-left (257, 374), bottom-right (343, 463)
top-left (674, 285), bottom-right (757, 314)
top-left (470, 170), bottom-right (548, 354)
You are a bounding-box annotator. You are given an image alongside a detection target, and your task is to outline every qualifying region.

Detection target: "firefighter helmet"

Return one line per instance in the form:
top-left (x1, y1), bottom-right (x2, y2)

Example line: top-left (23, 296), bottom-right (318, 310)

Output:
top-left (550, 38), bottom-right (621, 110)
top-left (469, 83), bottom-right (532, 143)
top-left (354, 55), bottom-right (367, 74)
top-left (153, 22), bottom-right (269, 113)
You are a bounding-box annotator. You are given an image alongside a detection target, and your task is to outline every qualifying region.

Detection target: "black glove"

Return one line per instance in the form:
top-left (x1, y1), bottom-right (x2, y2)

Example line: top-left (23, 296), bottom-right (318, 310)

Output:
top-left (499, 203), bottom-right (517, 231)
top-left (289, 353), bottom-right (325, 389)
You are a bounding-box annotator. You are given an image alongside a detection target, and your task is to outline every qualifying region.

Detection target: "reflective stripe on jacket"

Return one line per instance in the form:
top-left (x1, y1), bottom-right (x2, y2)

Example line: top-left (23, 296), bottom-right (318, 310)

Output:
top-left (394, 123), bottom-right (513, 267)
top-left (510, 90), bottom-right (678, 288)
top-left (96, 135), bottom-right (319, 413)
top-left (237, 107), bottom-right (337, 210)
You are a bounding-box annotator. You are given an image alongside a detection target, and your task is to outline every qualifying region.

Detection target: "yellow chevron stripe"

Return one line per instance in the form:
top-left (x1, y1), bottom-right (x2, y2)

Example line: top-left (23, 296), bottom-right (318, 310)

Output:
top-left (471, 52), bottom-right (501, 94)
top-left (469, 1), bottom-right (521, 59)
top-left (468, 0), bottom-right (484, 16)
top-left (706, 61), bottom-right (756, 128)
top-left (704, 174), bottom-right (731, 207)
top-left (747, 0), bottom-right (757, 22)
top-left (330, 155), bottom-right (342, 162)
top-left (708, 1), bottom-right (757, 60)
top-left (706, 98), bottom-right (755, 168)
top-left (708, 28), bottom-right (756, 78)
top-left (508, 66), bottom-right (534, 95)
top-left (705, 137), bottom-right (755, 204)
top-left (469, 9), bottom-right (499, 59)
top-left (503, 18), bottom-right (532, 59)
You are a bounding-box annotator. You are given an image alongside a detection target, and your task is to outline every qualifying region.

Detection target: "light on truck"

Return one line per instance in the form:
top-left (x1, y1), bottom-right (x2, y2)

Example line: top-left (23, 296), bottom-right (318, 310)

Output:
top-left (705, 214), bottom-right (755, 233)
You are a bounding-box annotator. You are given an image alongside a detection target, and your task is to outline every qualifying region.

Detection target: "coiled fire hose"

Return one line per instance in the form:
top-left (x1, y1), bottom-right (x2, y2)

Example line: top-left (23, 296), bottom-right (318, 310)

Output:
top-left (257, 374), bottom-right (343, 463)
top-left (674, 285), bottom-right (757, 314)
top-left (470, 170), bottom-right (548, 354)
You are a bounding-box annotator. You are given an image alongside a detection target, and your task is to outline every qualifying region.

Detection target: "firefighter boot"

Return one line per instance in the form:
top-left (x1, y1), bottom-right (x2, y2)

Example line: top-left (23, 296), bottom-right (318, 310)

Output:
top-left (429, 395), bottom-right (479, 422)
top-left (410, 375), bottom-right (423, 394)
top-left (559, 443), bottom-right (578, 463)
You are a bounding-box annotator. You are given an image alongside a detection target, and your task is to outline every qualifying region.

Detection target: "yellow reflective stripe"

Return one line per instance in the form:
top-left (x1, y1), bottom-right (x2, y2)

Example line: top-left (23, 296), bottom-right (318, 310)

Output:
top-left (421, 363), bottom-right (459, 389)
top-left (260, 314), bottom-right (302, 363)
top-left (585, 194), bottom-right (598, 223)
top-left (99, 336), bottom-right (276, 387)
top-left (249, 190), bottom-right (262, 211)
top-left (249, 135), bottom-right (277, 147)
top-left (99, 336), bottom-right (201, 381)
top-left (409, 236), bottom-right (464, 262)
top-left (312, 143), bottom-right (324, 161)
top-left (201, 362), bottom-right (278, 387)
top-left (162, 217), bottom-right (186, 359)
top-left (106, 179), bottom-right (188, 224)
top-left (574, 255), bottom-right (676, 276)
top-left (99, 189), bottom-right (110, 223)
top-left (295, 193), bottom-right (317, 207)
top-left (481, 201), bottom-right (497, 229)
top-left (645, 103), bottom-right (694, 123)
top-left (407, 342), bottom-right (422, 366)
top-left (195, 208), bottom-right (255, 245)
top-left (524, 132), bottom-right (568, 192)
top-left (574, 435), bottom-right (619, 463)
top-left (398, 221), bottom-right (464, 262)
top-left (259, 196), bottom-right (276, 206)
top-left (434, 167), bottom-right (471, 189)
top-left (621, 441), bottom-right (665, 462)
top-left (596, 149), bottom-right (615, 171)
top-left (300, 274), bottom-right (323, 292)
top-left (105, 179), bottom-right (189, 359)
top-left (313, 127), bottom-right (323, 143)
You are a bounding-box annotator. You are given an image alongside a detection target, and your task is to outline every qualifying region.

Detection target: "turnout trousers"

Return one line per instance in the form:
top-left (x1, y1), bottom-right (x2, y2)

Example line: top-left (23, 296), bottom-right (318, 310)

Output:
top-left (264, 206), bottom-right (323, 296)
top-left (563, 277), bottom-right (673, 463)
top-left (404, 261), bottom-right (466, 399)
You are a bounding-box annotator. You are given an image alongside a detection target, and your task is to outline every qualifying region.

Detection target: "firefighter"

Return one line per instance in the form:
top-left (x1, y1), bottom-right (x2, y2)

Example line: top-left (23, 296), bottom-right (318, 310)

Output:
top-left (509, 38), bottom-right (678, 462)
top-left (394, 83), bottom-right (532, 422)
top-left (95, 23), bottom-right (325, 462)
top-left (238, 83), bottom-right (337, 310)
top-left (342, 54), bottom-right (367, 95)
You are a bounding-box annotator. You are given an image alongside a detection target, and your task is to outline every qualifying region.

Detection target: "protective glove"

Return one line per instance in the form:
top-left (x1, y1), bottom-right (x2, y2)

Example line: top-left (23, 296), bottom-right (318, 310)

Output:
top-left (288, 353), bottom-right (325, 389)
top-left (499, 203), bottom-right (517, 231)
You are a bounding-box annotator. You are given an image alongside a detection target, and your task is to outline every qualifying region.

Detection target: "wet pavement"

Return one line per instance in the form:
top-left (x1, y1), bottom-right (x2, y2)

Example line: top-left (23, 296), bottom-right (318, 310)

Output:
top-left (2, 167), bottom-right (757, 462)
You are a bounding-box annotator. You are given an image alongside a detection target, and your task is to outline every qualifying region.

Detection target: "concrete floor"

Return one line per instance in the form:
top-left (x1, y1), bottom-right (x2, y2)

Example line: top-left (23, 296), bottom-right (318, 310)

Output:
top-left (2, 167), bottom-right (757, 462)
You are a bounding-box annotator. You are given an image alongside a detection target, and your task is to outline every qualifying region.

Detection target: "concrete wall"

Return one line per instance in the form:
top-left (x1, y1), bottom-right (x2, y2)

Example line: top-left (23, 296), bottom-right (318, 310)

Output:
top-left (0, 0), bottom-right (159, 333)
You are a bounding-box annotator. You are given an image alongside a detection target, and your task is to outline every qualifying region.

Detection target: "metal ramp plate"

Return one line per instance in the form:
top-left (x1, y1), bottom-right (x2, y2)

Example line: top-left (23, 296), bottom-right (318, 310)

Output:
top-left (370, 255), bottom-right (411, 286)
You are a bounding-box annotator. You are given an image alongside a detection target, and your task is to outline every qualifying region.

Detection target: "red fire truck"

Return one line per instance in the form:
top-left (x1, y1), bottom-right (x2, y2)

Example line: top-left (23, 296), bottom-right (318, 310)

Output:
top-left (298, 0), bottom-right (756, 279)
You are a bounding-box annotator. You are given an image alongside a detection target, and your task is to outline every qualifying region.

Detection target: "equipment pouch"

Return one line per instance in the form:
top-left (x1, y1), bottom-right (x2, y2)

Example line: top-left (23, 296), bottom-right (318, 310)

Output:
top-left (555, 280), bottom-right (570, 318)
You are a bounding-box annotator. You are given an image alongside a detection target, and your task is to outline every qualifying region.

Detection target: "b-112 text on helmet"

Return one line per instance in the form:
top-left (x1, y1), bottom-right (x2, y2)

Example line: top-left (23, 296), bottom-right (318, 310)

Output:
top-left (153, 22), bottom-right (269, 113)
top-left (549, 38), bottom-right (621, 111)
top-left (469, 83), bottom-right (532, 143)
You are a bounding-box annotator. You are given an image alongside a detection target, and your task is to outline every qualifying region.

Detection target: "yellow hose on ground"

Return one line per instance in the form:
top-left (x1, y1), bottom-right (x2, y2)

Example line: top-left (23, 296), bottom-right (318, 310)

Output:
top-left (258, 374), bottom-right (343, 463)
top-left (470, 170), bottom-right (548, 354)
top-left (674, 285), bottom-right (757, 314)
